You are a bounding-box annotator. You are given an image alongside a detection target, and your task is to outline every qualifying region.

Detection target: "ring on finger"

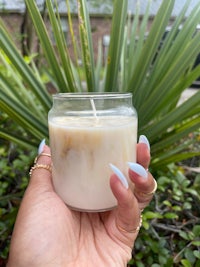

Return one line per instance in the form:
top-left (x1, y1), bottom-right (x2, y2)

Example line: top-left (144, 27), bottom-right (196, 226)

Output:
top-left (29, 163), bottom-right (52, 176)
top-left (136, 179), bottom-right (157, 197)
top-left (116, 215), bottom-right (143, 234)
top-left (34, 153), bottom-right (51, 164)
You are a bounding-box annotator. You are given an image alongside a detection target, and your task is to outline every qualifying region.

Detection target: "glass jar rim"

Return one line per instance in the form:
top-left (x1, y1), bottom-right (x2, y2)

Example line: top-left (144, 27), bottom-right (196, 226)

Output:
top-left (52, 92), bottom-right (132, 100)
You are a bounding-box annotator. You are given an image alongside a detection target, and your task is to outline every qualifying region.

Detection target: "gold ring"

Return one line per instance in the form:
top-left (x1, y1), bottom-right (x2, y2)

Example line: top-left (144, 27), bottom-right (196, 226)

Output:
top-left (34, 153), bottom-right (51, 164)
top-left (136, 179), bottom-right (157, 197)
top-left (29, 164), bottom-right (52, 176)
top-left (116, 215), bottom-right (143, 234)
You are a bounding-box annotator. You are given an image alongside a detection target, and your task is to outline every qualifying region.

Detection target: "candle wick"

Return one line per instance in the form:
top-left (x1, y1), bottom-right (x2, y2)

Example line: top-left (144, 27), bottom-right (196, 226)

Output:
top-left (90, 98), bottom-right (100, 125)
top-left (90, 98), bottom-right (97, 118)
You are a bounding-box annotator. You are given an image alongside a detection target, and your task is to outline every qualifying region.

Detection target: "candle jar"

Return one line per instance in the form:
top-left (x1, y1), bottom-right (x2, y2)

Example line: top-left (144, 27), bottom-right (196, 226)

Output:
top-left (48, 93), bottom-right (137, 212)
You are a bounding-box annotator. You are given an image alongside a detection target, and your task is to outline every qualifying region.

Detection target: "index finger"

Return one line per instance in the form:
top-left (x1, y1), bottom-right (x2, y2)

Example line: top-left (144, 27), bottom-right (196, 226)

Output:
top-left (29, 143), bottom-right (53, 191)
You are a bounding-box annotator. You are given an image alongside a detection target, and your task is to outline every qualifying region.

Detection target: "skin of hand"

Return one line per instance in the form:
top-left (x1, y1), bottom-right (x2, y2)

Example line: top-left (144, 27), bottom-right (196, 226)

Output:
top-left (7, 142), bottom-right (154, 267)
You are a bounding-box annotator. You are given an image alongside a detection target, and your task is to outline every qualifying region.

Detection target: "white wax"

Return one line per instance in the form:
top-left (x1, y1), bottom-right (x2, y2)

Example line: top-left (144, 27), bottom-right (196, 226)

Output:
top-left (49, 116), bottom-right (137, 211)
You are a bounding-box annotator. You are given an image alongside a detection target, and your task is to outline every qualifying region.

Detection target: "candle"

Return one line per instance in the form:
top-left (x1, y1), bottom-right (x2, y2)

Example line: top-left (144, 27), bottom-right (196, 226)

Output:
top-left (48, 93), bottom-right (137, 212)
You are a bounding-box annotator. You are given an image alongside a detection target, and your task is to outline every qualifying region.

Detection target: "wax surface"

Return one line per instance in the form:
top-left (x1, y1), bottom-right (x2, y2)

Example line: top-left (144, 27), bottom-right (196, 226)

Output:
top-left (49, 116), bottom-right (137, 211)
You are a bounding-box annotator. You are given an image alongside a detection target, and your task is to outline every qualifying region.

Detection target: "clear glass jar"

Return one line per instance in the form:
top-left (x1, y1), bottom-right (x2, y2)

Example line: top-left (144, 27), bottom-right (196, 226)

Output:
top-left (48, 93), bottom-right (137, 212)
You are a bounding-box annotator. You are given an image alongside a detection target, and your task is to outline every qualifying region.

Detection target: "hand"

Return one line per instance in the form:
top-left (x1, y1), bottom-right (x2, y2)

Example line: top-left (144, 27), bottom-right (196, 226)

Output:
top-left (7, 136), bottom-right (156, 267)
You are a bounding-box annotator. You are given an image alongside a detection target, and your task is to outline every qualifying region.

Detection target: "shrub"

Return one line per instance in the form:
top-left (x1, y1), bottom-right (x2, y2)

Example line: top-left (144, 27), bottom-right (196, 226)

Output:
top-left (0, 115), bottom-right (35, 260)
top-left (129, 163), bottom-right (200, 266)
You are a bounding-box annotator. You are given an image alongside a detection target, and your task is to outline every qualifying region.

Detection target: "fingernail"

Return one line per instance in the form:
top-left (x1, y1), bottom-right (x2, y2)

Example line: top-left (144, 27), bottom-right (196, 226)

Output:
top-left (109, 164), bottom-right (129, 189)
top-left (38, 139), bottom-right (46, 154)
top-left (127, 162), bottom-right (148, 179)
top-left (139, 135), bottom-right (150, 151)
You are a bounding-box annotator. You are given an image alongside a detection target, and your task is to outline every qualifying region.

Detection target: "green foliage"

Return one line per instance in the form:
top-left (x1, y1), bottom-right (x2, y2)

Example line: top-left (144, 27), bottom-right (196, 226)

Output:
top-left (0, 0), bottom-right (200, 168)
top-left (128, 165), bottom-right (200, 266)
top-left (0, 114), bottom-right (36, 259)
top-left (0, 140), bottom-right (35, 259)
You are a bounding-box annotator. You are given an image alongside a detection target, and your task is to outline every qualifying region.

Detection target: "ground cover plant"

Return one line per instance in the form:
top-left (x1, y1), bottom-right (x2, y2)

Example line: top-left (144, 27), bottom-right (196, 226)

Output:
top-left (0, 114), bottom-right (35, 263)
top-left (129, 161), bottom-right (200, 267)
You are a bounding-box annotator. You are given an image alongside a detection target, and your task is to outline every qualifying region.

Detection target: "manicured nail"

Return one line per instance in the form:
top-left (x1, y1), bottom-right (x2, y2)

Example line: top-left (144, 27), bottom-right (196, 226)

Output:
top-left (38, 139), bottom-right (46, 154)
top-left (139, 135), bottom-right (150, 151)
top-left (127, 162), bottom-right (148, 179)
top-left (109, 164), bottom-right (129, 189)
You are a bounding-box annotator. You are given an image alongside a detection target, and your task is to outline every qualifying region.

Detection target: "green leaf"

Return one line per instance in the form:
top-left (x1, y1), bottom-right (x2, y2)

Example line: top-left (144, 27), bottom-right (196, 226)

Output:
top-left (144, 211), bottom-right (163, 219)
top-left (164, 212), bottom-right (178, 219)
top-left (192, 241), bottom-right (200, 247)
top-left (183, 202), bottom-right (192, 210)
top-left (185, 248), bottom-right (196, 264)
top-left (77, 0), bottom-right (96, 91)
top-left (0, 19), bottom-right (51, 110)
top-left (179, 231), bottom-right (189, 240)
top-left (46, 0), bottom-right (77, 92)
top-left (193, 225), bottom-right (200, 236)
top-left (105, 0), bottom-right (128, 92)
top-left (0, 130), bottom-right (37, 149)
top-left (142, 220), bottom-right (150, 230)
top-left (172, 206), bottom-right (182, 211)
top-left (181, 259), bottom-right (192, 267)
top-left (128, 0), bottom-right (175, 102)
top-left (25, 0), bottom-right (69, 92)
top-left (193, 250), bottom-right (200, 259)
top-left (0, 90), bottom-right (48, 140)
top-left (163, 200), bottom-right (172, 207)
top-left (185, 188), bottom-right (200, 197)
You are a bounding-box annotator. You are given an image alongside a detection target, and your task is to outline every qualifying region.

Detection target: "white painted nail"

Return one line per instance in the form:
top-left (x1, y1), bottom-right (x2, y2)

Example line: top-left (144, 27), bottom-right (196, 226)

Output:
top-left (139, 135), bottom-right (150, 151)
top-left (38, 139), bottom-right (46, 155)
top-left (127, 162), bottom-right (148, 179)
top-left (109, 164), bottom-right (129, 189)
